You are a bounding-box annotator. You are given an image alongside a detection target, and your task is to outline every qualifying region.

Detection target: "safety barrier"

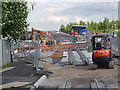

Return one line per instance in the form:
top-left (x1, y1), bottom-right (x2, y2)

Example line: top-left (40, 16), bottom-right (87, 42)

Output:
top-left (41, 43), bottom-right (72, 51)
top-left (14, 42), bottom-right (90, 52)
top-left (111, 38), bottom-right (119, 56)
top-left (72, 42), bottom-right (91, 49)
top-left (41, 42), bottom-right (90, 51)
top-left (14, 46), bottom-right (35, 52)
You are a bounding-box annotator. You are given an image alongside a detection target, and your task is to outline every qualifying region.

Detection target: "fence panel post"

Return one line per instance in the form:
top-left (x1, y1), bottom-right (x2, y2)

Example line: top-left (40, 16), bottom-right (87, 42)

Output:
top-left (35, 40), bottom-right (41, 72)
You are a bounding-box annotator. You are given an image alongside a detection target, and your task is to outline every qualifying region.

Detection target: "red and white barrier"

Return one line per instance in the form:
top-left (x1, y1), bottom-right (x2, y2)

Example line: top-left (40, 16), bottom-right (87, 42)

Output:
top-left (14, 42), bottom-right (90, 52)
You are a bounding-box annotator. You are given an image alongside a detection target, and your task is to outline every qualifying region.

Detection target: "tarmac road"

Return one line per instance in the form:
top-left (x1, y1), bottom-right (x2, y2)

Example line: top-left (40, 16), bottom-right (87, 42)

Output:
top-left (1, 59), bottom-right (53, 89)
top-left (51, 32), bottom-right (74, 42)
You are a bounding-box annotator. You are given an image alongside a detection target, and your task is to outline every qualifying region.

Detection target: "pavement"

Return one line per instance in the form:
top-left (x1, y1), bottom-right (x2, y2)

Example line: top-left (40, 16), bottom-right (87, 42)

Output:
top-left (0, 59), bottom-right (53, 89)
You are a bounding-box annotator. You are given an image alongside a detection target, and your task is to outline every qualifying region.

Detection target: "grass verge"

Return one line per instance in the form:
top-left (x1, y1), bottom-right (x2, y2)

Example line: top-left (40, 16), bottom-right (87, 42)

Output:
top-left (0, 62), bottom-right (13, 70)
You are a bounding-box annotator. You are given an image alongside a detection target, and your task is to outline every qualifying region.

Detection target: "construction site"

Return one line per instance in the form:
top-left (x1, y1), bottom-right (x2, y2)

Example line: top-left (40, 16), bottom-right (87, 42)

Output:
top-left (1, 26), bottom-right (120, 90)
top-left (1, 1), bottom-right (120, 90)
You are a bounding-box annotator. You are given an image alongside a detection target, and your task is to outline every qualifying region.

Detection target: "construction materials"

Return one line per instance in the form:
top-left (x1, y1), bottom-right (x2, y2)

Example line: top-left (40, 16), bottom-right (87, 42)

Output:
top-left (61, 51), bottom-right (68, 63)
top-left (75, 49), bottom-right (90, 65)
top-left (51, 51), bottom-right (63, 59)
top-left (29, 75), bottom-right (47, 90)
top-left (34, 75), bottom-right (47, 88)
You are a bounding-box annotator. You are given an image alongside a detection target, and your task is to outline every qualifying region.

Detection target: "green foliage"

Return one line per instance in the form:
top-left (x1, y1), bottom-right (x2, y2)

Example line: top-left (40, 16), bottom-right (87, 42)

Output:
top-left (2, 1), bottom-right (29, 41)
top-left (60, 17), bottom-right (120, 34)
top-left (103, 17), bottom-right (110, 32)
top-left (87, 21), bottom-right (92, 32)
top-left (98, 21), bottom-right (103, 31)
top-left (79, 20), bottom-right (86, 26)
top-left (0, 62), bottom-right (13, 70)
top-left (110, 20), bottom-right (116, 29)
top-left (60, 25), bottom-right (65, 32)
top-left (90, 21), bottom-right (94, 31)
top-left (66, 24), bottom-right (70, 33)
top-left (60, 22), bottom-right (78, 33)
top-left (94, 22), bottom-right (99, 32)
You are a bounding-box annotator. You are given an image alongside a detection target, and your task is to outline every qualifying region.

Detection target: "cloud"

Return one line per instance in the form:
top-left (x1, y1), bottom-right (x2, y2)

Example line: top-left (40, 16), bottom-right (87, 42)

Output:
top-left (27, 2), bottom-right (118, 31)
top-left (27, 0), bottom-right (119, 2)
top-left (36, 16), bottom-right (69, 23)
top-left (50, 16), bottom-right (69, 23)
top-left (74, 16), bottom-right (90, 23)
top-left (50, 16), bottom-right (64, 22)
top-left (64, 0), bottom-right (119, 2)
top-left (58, 2), bottom-right (118, 17)
top-left (49, 16), bottom-right (90, 23)
top-left (34, 15), bottom-right (90, 24)
top-left (109, 2), bottom-right (118, 7)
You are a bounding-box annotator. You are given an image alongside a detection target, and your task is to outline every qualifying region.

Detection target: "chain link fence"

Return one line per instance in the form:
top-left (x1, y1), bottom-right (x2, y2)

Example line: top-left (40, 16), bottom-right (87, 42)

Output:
top-left (111, 37), bottom-right (119, 56)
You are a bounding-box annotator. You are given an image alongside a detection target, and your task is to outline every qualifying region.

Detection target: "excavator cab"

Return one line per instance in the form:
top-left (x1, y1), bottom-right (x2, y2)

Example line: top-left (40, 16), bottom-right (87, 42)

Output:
top-left (92, 35), bottom-right (107, 50)
top-left (91, 35), bottom-right (115, 69)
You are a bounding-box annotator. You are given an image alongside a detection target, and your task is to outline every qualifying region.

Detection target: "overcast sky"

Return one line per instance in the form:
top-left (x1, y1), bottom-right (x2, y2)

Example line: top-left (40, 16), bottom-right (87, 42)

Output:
top-left (27, 0), bottom-right (119, 31)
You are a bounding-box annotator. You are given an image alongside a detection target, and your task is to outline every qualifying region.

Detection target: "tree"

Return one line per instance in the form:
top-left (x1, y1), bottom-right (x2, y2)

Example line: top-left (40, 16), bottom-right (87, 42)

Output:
top-left (94, 22), bottom-right (100, 32)
top-left (60, 25), bottom-right (65, 32)
top-left (91, 21), bottom-right (94, 32)
top-left (103, 17), bottom-right (110, 32)
top-left (2, 1), bottom-right (29, 41)
top-left (110, 20), bottom-right (116, 29)
top-left (59, 17), bottom-right (118, 34)
top-left (98, 21), bottom-right (103, 31)
top-left (65, 24), bottom-right (70, 33)
top-left (116, 20), bottom-right (120, 30)
top-left (73, 22), bottom-right (78, 25)
top-left (87, 21), bottom-right (92, 32)
top-left (115, 20), bottom-right (119, 30)
top-left (69, 22), bottom-right (78, 32)
top-left (68, 22), bottom-right (73, 32)
top-left (79, 20), bottom-right (86, 26)
top-left (59, 22), bottom-right (78, 33)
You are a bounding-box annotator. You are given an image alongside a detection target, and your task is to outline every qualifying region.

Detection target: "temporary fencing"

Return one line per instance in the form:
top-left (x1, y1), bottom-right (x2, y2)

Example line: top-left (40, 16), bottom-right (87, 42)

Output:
top-left (14, 42), bottom-right (36, 58)
top-left (13, 41), bottom-right (90, 72)
top-left (111, 38), bottom-right (119, 55)
top-left (71, 42), bottom-right (91, 49)
top-left (14, 42), bottom-right (90, 52)
top-left (40, 43), bottom-right (72, 51)
top-left (41, 42), bottom-right (90, 51)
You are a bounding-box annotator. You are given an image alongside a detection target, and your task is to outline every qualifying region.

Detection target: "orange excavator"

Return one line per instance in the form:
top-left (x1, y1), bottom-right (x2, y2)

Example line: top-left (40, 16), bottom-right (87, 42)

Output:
top-left (91, 34), bottom-right (115, 69)
top-left (32, 28), bottom-right (53, 43)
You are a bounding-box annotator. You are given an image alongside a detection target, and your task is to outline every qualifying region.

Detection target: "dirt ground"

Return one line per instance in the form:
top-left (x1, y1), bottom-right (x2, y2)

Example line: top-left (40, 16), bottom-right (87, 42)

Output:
top-left (39, 51), bottom-right (118, 88)
top-left (39, 61), bottom-right (118, 79)
top-left (51, 51), bottom-right (63, 59)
